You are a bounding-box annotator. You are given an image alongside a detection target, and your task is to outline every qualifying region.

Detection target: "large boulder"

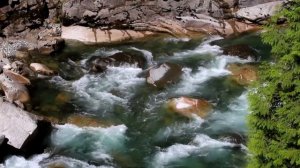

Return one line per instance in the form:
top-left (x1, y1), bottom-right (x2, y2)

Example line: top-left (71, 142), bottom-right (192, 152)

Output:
top-left (0, 101), bottom-right (52, 160)
top-left (235, 1), bottom-right (282, 22)
top-left (146, 62), bottom-right (183, 88)
top-left (227, 64), bottom-right (258, 85)
top-left (167, 97), bottom-right (212, 118)
top-left (88, 52), bottom-right (147, 73)
top-left (223, 44), bottom-right (258, 60)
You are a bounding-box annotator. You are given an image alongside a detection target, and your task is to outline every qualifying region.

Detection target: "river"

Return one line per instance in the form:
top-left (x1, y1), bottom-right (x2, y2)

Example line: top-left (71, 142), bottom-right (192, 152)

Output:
top-left (1, 33), bottom-right (270, 168)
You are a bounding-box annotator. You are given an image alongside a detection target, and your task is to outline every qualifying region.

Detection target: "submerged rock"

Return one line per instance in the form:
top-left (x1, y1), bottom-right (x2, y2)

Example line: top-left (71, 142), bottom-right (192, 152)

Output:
top-left (146, 62), bottom-right (182, 88)
top-left (66, 114), bottom-right (113, 128)
top-left (218, 133), bottom-right (247, 145)
top-left (0, 101), bottom-right (52, 160)
top-left (55, 92), bottom-right (71, 106)
top-left (223, 44), bottom-right (258, 60)
top-left (167, 97), bottom-right (212, 118)
top-left (30, 63), bottom-right (54, 76)
top-left (88, 52), bottom-right (146, 73)
top-left (58, 62), bottom-right (84, 80)
top-left (227, 64), bottom-right (258, 86)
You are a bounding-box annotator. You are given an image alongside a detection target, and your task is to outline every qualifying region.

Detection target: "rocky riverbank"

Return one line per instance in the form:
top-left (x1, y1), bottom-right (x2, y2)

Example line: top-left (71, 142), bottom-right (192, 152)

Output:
top-left (1, 0), bottom-right (283, 45)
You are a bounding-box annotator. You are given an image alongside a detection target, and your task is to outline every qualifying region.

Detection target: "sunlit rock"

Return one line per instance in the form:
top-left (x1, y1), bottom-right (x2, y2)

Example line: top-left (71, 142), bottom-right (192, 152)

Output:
top-left (167, 97), bottom-right (212, 118)
top-left (30, 63), bottom-right (54, 76)
top-left (3, 70), bottom-right (31, 85)
top-left (0, 74), bottom-right (30, 104)
top-left (227, 64), bottom-right (258, 86)
top-left (61, 26), bottom-right (153, 44)
top-left (146, 62), bottom-right (182, 88)
top-left (0, 101), bottom-right (52, 155)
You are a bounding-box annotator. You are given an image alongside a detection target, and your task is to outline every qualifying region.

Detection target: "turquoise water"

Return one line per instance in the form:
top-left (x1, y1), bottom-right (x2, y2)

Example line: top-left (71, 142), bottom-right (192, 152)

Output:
top-left (2, 33), bottom-right (270, 168)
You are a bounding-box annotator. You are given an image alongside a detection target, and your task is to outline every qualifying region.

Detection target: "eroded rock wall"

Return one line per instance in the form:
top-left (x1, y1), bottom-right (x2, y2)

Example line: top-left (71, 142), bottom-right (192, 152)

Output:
top-left (0, 0), bottom-right (284, 46)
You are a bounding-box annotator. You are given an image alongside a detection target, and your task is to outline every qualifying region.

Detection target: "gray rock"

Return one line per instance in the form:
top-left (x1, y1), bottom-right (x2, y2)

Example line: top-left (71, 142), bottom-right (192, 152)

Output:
top-left (0, 102), bottom-right (52, 160)
top-left (0, 102), bottom-right (36, 149)
top-left (238, 0), bottom-right (281, 7)
top-left (146, 62), bottom-right (183, 88)
top-left (235, 1), bottom-right (283, 22)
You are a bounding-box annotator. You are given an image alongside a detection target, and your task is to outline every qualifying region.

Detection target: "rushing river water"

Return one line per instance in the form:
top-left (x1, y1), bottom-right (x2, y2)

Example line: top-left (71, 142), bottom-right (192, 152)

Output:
top-left (1, 33), bottom-right (270, 168)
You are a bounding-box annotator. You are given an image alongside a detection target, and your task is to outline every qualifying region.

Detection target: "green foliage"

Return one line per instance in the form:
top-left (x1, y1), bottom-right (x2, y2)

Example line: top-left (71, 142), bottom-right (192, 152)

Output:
top-left (248, 0), bottom-right (300, 167)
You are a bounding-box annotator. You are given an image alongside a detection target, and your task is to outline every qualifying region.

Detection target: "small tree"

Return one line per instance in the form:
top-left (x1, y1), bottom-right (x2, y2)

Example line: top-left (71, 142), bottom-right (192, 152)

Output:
top-left (248, 0), bottom-right (300, 168)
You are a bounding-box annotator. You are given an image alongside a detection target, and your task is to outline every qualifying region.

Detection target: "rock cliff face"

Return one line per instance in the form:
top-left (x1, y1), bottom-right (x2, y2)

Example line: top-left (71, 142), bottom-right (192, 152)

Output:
top-left (0, 0), bottom-right (284, 44)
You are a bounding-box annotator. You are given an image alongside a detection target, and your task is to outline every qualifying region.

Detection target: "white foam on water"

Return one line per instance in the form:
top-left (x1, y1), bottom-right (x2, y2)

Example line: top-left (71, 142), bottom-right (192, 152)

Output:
top-left (208, 92), bottom-right (249, 133)
top-left (152, 134), bottom-right (236, 168)
top-left (175, 55), bottom-right (253, 94)
top-left (51, 124), bottom-right (127, 161)
top-left (3, 153), bottom-right (49, 168)
top-left (130, 47), bottom-right (154, 65)
top-left (41, 155), bottom-right (114, 168)
top-left (169, 36), bottom-right (223, 59)
top-left (154, 115), bottom-right (204, 141)
top-left (90, 48), bottom-right (122, 57)
top-left (51, 65), bottom-right (144, 112)
top-left (164, 37), bottom-right (191, 43)
top-left (2, 153), bottom-right (114, 168)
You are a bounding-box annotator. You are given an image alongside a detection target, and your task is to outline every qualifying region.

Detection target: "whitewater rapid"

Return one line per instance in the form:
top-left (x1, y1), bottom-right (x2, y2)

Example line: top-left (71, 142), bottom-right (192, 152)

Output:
top-left (1, 34), bottom-right (260, 168)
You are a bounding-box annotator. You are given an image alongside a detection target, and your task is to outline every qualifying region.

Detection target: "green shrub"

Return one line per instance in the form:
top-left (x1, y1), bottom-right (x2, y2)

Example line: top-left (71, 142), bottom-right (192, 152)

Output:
top-left (247, 0), bottom-right (300, 168)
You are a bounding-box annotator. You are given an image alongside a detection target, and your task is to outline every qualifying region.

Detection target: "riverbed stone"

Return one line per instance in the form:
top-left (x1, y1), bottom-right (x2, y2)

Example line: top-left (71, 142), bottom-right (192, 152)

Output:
top-left (55, 92), bottom-right (71, 106)
top-left (30, 63), bottom-right (54, 76)
top-left (146, 62), bottom-right (183, 88)
top-left (58, 61), bottom-right (84, 80)
top-left (167, 97), bottom-right (212, 118)
top-left (223, 44), bottom-right (258, 60)
top-left (88, 52), bottom-right (147, 73)
top-left (227, 64), bottom-right (258, 85)
top-left (66, 114), bottom-right (113, 128)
